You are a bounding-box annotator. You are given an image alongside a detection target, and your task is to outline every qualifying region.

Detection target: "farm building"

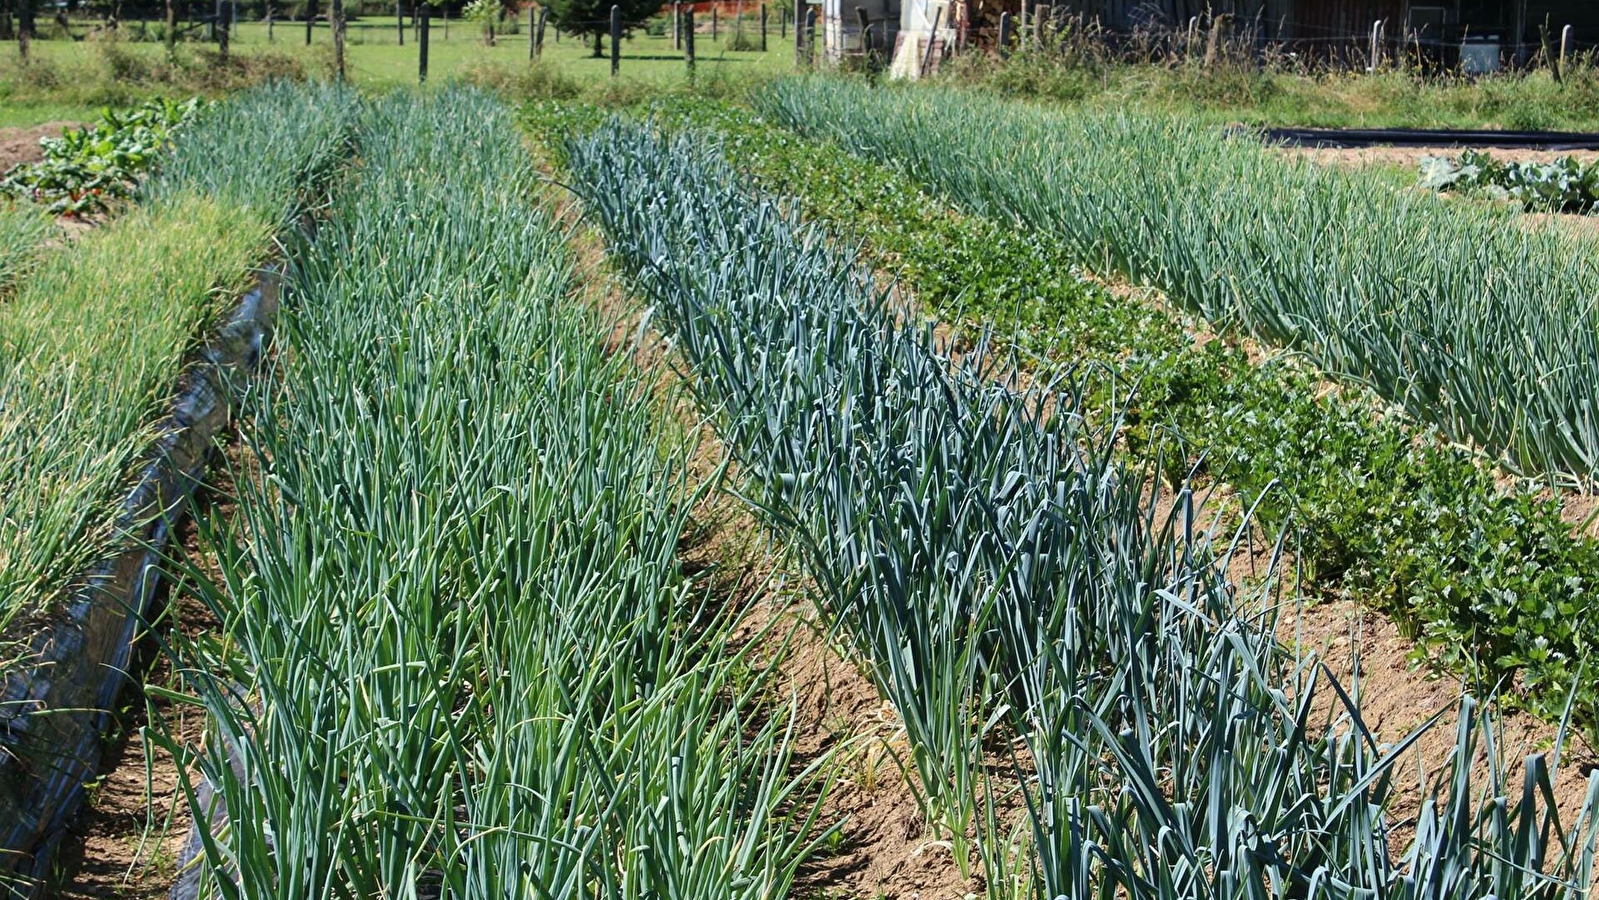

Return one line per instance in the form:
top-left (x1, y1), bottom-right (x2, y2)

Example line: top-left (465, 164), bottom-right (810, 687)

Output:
top-left (878, 0), bottom-right (1599, 76)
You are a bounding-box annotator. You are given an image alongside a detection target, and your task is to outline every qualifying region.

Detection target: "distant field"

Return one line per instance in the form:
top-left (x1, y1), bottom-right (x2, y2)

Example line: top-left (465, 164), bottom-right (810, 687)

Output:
top-left (0, 15), bottom-right (790, 124)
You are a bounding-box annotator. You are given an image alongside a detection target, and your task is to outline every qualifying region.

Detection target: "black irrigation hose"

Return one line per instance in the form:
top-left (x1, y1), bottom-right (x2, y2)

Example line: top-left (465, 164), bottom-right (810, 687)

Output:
top-left (0, 269), bottom-right (281, 894)
top-left (1259, 126), bottom-right (1599, 150)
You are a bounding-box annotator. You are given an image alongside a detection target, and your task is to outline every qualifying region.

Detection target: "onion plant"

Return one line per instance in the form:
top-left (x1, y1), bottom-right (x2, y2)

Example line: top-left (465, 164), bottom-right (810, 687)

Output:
top-left (564, 118), bottom-right (1599, 900)
top-left (757, 77), bottom-right (1599, 485)
top-left (0, 198), bottom-right (267, 637)
top-left (0, 202), bottom-right (52, 294)
top-left (0, 83), bottom-right (356, 647)
top-left (141, 81), bottom-right (356, 231)
top-left (158, 89), bottom-right (829, 898)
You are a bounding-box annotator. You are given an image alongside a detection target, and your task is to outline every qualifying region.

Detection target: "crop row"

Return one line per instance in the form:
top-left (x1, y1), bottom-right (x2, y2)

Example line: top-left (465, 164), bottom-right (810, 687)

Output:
top-left (524, 97), bottom-right (1599, 739)
top-left (561, 116), bottom-right (1599, 900)
top-left (0, 83), bottom-right (353, 641)
top-left (756, 78), bottom-right (1599, 485)
top-left (161, 89), bottom-right (827, 897)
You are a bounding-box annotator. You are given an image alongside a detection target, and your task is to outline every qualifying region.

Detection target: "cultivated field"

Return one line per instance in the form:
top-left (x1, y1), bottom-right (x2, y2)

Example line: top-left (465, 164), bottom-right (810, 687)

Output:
top-left (0, 56), bottom-right (1597, 900)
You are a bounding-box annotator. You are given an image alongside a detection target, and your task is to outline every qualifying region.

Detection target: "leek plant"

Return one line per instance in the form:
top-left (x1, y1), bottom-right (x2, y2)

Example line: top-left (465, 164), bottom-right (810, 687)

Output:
top-left (564, 119), bottom-right (1599, 900)
top-left (757, 78), bottom-right (1599, 485)
top-left (159, 89), bottom-right (828, 898)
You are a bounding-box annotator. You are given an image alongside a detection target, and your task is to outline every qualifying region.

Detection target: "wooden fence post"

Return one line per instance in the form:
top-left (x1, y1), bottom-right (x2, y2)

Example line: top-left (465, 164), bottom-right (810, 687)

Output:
top-left (534, 5), bottom-right (546, 57)
top-left (805, 6), bottom-right (815, 63)
top-left (418, 2), bottom-right (429, 81)
top-left (780, 3), bottom-right (785, 38)
top-left (997, 9), bottom-right (1009, 55)
top-left (760, 3), bottom-right (766, 50)
top-left (1203, 12), bottom-right (1227, 68)
top-left (711, 4), bottom-right (717, 39)
top-left (610, 3), bottom-right (620, 75)
top-left (332, 0), bottom-right (345, 78)
top-left (396, 0), bottom-right (403, 44)
top-left (305, 0), bottom-right (313, 44)
top-left (266, 2), bottom-right (274, 40)
top-left (672, 0), bottom-right (679, 48)
top-left (793, 0), bottom-right (802, 64)
top-left (684, 7), bottom-right (695, 76)
top-left (1033, 3), bottom-right (1047, 44)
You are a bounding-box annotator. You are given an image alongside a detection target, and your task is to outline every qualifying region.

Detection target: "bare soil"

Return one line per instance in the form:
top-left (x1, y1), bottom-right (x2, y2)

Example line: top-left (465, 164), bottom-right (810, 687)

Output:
top-left (1289, 145), bottom-right (1599, 170)
top-left (0, 122), bottom-right (74, 172)
top-left (1284, 599), bottom-right (1596, 829)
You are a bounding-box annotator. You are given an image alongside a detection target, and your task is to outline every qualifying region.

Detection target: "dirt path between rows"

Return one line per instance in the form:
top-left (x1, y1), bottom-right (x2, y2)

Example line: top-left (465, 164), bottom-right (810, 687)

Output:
top-left (47, 444), bottom-right (239, 899)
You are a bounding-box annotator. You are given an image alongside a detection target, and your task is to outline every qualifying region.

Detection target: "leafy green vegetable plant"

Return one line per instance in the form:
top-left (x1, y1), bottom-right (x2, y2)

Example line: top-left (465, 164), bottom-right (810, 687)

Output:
top-left (1, 97), bottom-right (201, 215)
top-left (1420, 149), bottom-right (1599, 213)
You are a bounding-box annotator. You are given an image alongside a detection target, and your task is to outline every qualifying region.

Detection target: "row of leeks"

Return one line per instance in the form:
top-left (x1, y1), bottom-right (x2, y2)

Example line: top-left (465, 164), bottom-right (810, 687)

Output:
top-left (563, 118), bottom-right (1599, 900)
top-left (754, 77), bottom-right (1599, 486)
top-left (158, 89), bottom-right (831, 897)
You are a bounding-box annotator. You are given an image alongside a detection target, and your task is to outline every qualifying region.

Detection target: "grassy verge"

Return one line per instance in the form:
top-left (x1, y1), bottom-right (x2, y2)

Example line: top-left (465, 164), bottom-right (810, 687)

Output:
top-left (0, 21), bottom-right (786, 115)
top-left (157, 88), bottom-right (828, 896)
top-left (527, 93), bottom-right (1599, 739)
top-left (555, 111), bottom-right (1599, 900)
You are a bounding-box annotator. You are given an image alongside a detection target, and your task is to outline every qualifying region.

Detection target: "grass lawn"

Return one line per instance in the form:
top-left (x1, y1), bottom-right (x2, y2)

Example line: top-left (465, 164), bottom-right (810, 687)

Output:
top-left (0, 14), bottom-right (794, 122)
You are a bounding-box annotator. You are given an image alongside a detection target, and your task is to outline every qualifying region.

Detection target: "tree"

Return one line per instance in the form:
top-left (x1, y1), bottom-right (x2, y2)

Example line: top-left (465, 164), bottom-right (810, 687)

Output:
top-left (543, 0), bottom-right (655, 57)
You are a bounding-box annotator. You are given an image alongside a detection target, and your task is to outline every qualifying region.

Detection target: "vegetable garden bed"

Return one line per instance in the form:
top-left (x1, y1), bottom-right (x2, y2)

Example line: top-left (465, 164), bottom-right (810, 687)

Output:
top-left (570, 85), bottom-right (1599, 743)
top-left (553, 109), bottom-right (1599, 900)
top-left (0, 83), bottom-right (354, 892)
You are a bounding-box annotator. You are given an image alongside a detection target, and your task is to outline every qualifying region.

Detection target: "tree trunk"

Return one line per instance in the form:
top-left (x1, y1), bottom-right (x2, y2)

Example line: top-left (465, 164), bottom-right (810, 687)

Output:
top-left (592, 28), bottom-right (601, 55)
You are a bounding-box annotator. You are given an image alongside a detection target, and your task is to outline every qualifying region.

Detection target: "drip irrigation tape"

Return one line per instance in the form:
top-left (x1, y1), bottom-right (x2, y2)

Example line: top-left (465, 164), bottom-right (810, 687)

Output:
top-left (1258, 126), bottom-right (1599, 150)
